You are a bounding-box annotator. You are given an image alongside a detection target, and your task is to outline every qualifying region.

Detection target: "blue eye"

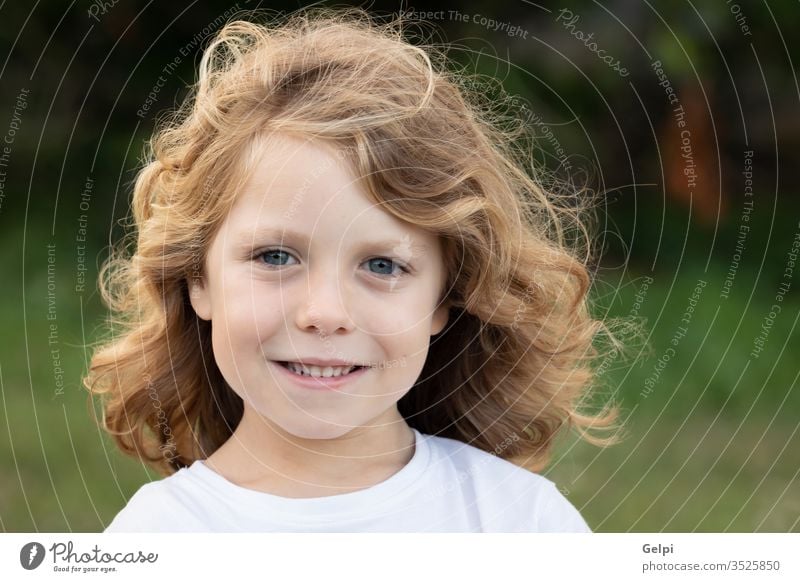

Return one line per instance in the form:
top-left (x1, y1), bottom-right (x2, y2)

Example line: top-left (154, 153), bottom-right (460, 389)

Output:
top-left (259, 249), bottom-right (295, 267)
top-left (367, 257), bottom-right (394, 275)
top-left (366, 257), bottom-right (406, 277)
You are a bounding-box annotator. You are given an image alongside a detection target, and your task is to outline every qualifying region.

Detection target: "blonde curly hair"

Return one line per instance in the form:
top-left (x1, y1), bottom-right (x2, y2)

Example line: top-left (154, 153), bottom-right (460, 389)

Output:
top-left (83, 7), bottom-right (634, 476)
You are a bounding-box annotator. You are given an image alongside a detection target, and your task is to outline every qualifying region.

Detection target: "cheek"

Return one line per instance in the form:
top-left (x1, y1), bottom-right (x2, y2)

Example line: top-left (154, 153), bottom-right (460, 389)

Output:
top-left (376, 336), bottom-right (431, 399)
top-left (374, 317), bottom-right (434, 376)
top-left (209, 281), bottom-right (284, 366)
top-left (222, 277), bottom-right (285, 326)
top-left (362, 291), bottom-right (437, 332)
top-left (209, 303), bottom-right (279, 406)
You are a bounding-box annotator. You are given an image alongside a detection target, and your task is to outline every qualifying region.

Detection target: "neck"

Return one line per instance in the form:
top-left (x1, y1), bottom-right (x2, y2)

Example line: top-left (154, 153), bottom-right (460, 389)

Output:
top-left (204, 405), bottom-right (416, 496)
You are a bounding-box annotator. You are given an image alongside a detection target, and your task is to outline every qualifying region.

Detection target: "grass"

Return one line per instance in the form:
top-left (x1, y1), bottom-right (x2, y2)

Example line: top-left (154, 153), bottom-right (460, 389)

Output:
top-left (546, 413), bottom-right (799, 531)
top-left (543, 258), bottom-right (800, 531)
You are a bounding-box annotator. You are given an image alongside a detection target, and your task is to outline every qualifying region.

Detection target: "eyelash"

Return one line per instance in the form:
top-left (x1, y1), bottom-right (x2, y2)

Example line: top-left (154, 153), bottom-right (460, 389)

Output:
top-left (253, 249), bottom-right (411, 278)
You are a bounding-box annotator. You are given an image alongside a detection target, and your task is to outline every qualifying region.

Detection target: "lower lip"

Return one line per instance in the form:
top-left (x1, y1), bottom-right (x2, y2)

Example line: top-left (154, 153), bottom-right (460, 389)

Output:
top-left (270, 360), bottom-right (369, 390)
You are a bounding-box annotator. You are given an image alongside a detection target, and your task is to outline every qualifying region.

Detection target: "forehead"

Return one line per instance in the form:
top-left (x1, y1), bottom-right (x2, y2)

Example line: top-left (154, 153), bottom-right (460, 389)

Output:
top-left (224, 133), bottom-right (439, 249)
top-left (233, 134), bottom-right (365, 215)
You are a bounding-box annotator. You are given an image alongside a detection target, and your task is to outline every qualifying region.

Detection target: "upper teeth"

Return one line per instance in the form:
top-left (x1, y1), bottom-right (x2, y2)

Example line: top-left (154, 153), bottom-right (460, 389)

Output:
top-left (285, 362), bottom-right (357, 377)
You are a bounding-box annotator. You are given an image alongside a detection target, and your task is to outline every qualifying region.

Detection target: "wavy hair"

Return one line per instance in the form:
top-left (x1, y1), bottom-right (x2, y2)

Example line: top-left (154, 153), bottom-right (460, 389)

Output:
top-left (83, 7), bottom-right (637, 476)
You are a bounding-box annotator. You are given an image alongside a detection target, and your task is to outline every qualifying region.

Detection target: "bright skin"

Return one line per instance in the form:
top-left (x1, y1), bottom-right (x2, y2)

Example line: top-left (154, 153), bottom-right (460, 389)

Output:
top-left (189, 133), bottom-right (450, 497)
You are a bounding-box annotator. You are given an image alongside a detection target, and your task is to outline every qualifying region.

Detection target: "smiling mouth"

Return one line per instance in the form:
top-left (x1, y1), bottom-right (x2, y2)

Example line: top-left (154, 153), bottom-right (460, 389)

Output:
top-left (274, 361), bottom-right (367, 378)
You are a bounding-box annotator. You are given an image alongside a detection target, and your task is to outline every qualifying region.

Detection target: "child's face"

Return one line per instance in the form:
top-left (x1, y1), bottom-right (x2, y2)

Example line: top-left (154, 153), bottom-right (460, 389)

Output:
top-left (190, 133), bottom-right (450, 440)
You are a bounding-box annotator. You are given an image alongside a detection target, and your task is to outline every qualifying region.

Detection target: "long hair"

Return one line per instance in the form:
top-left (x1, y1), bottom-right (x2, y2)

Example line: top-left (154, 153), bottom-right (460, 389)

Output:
top-left (83, 7), bottom-right (638, 475)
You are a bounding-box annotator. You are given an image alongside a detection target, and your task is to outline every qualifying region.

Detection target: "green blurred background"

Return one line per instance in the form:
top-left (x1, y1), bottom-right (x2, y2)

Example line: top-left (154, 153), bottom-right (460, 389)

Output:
top-left (1, 0), bottom-right (798, 532)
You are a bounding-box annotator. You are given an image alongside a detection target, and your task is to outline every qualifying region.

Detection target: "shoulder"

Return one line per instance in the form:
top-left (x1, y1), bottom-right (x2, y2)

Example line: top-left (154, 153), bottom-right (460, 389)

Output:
top-left (423, 433), bottom-right (592, 532)
top-left (104, 465), bottom-right (210, 532)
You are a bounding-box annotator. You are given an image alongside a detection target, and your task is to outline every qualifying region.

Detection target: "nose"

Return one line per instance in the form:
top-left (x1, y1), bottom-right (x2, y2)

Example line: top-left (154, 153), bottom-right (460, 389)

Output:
top-left (294, 263), bottom-right (355, 336)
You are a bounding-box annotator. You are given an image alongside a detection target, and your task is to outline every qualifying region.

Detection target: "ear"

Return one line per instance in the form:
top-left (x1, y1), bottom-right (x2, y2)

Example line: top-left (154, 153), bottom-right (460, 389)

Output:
top-left (431, 298), bottom-right (451, 336)
top-left (188, 277), bottom-right (212, 321)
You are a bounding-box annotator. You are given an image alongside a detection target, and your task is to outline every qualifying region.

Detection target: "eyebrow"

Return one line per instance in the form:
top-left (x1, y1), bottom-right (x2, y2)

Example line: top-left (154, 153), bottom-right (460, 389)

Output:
top-left (234, 226), bottom-right (429, 253)
top-left (235, 226), bottom-right (310, 247)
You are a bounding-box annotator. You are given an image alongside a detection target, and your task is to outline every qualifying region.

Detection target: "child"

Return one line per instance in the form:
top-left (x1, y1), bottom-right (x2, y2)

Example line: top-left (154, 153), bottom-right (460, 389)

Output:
top-left (86, 7), bottom-right (628, 532)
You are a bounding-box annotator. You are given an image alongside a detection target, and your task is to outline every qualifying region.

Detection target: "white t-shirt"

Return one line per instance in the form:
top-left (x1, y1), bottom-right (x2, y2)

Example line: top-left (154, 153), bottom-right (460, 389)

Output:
top-left (105, 428), bottom-right (591, 532)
